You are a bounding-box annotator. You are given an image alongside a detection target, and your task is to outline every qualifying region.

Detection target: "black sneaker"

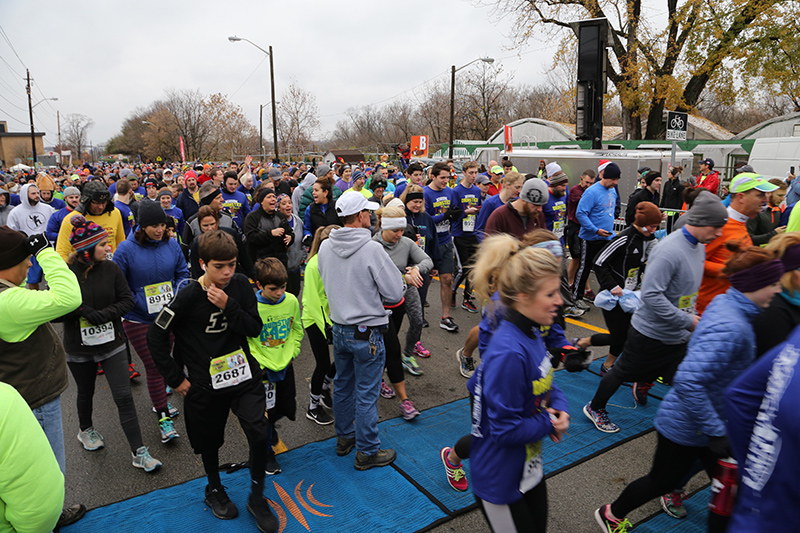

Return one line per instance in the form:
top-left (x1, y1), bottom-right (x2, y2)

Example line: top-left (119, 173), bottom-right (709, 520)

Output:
top-left (320, 388), bottom-right (333, 409)
top-left (461, 298), bottom-right (478, 313)
top-left (354, 448), bottom-right (397, 470)
top-left (336, 436), bottom-right (356, 456)
top-left (422, 319), bottom-right (429, 328)
top-left (306, 406), bottom-right (334, 425)
top-left (247, 493), bottom-right (279, 533)
top-left (264, 454), bottom-right (281, 475)
top-left (56, 504), bottom-right (87, 528)
top-left (440, 316), bottom-right (459, 332)
top-left (204, 485), bottom-right (239, 519)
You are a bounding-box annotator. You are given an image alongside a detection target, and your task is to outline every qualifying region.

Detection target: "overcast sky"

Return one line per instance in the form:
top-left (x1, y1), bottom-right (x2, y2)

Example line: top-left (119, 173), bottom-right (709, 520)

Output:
top-left (1, 0), bottom-right (579, 148)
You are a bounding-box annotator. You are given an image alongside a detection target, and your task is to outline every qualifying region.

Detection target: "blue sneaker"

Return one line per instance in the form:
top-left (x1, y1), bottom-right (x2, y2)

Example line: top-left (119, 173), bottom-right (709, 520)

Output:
top-left (583, 402), bottom-right (619, 433)
top-left (152, 402), bottom-right (179, 418)
top-left (402, 355), bottom-right (423, 376)
top-left (159, 417), bottom-right (180, 443)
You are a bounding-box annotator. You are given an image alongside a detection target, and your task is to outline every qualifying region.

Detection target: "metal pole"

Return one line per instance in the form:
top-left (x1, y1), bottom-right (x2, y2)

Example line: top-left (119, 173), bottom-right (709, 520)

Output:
top-left (259, 104), bottom-right (264, 161)
top-left (269, 45), bottom-right (279, 162)
top-left (26, 69), bottom-right (37, 166)
top-left (57, 110), bottom-right (62, 164)
top-left (448, 65), bottom-right (455, 159)
top-left (670, 140), bottom-right (677, 169)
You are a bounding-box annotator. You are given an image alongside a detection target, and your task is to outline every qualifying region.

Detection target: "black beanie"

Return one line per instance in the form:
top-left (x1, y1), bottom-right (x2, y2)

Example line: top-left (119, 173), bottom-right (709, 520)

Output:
top-left (0, 226), bottom-right (29, 270)
top-left (644, 171), bottom-right (661, 187)
top-left (137, 199), bottom-right (167, 228)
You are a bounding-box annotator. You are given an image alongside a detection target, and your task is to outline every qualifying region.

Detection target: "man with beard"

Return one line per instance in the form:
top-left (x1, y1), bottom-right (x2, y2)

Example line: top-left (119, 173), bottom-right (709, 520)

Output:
top-left (543, 164), bottom-right (569, 244)
top-left (46, 186), bottom-right (82, 242)
top-left (7, 184), bottom-right (55, 289)
top-left (177, 170), bottom-right (201, 220)
top-left (36, 174), bottom-right (66, 210)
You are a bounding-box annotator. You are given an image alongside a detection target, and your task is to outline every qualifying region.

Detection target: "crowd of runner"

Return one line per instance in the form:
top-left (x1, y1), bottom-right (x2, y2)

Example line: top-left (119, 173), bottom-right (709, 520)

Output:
top-left (0, 153), bottom-right (798, 532)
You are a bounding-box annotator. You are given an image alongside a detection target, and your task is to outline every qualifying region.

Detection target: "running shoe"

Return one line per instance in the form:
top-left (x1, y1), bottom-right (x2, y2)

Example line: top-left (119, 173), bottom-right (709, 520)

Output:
top-left (457, 348), bottom-right (476, 378)
top-left (129, 363), bottom-right (140, 379)
top-left (165, 385), bottom-right (172, 395)
top-left (132, 446), bottom-right (162, 472)
top-left (633, 382), bottom-right (654, 406)
top-left (247, 493), bottom-right (279, 533)
top-left (402, 355), bottom-right (423, 376)
top-left (440, 447), bottom-right (468, 492)
top-left (421, 319), bottom-right (429, 328)
top-left (424, 300), bottom-right (430, 308)
top-left (583, 402), bottom-right (620, 433)
top-left (600, 364), bottom-right (611, 377)
top-left (413, 341), bottom-right (431, 358)
top-left (152, 402), bottom-right (179, 418)
top-left (660, 491), bottom-right (689, 519)
top-left (264, 455), bottom-right (281, 475)
top-left (306, 406), bottom-right (334, 425)
top-left (96, 363), bottom-right (104, 375)
top-left (204, 484), bottom-right (238, 519)
top-left (450, 291), bottom-right (456, 308)
top-left (594, 504), bottom-right (632, 532)
top-left (563, 305), bottom-right (586, 318)
top-left (159, 417), bottom-right (180, 443)
top-left (354, 449), bottom-right (396, 470)
top-left (584, 289), bottom-right (597, 302)
top-left (440, 316), bottom-right (459, 332)
top-left (401, 399), bottom-right (420, 420)
top-left (77, 427), bottom-right (104, 451)
top-left (380, 379), bottom-right (396, 398)
top-left (575, 298), bottom-right (591, 310)
top-left (320, 388), bottom-right (333, 409)
top-left (56, 504), bottom-right (87, 529)
top-left (461, 298), bottom-right (478, 313)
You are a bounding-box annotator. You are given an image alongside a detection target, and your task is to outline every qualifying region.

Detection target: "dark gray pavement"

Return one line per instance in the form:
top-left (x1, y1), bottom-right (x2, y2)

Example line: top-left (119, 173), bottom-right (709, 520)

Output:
top-left (59, 278), bottom-right (702, 532)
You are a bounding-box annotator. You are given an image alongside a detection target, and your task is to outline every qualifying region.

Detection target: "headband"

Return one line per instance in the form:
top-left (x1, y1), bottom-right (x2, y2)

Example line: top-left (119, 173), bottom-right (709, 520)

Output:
top-left (530, 240), bottom-right (564, 258)
top-left (781, 244), bottom-right (800, 271)
top-left (381, 216), bottom-right (407, 231)
top-left (404, 191), bottom-right (424, 203)
top-left (728, 259), bottom-right (785, 293)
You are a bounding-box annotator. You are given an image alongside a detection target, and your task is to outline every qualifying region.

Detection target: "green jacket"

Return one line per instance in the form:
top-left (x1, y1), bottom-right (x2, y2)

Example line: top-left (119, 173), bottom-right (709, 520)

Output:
top-left (248, 292), bottom-right (303, 372)
top-left (0, 382), bottom-right (65, 533)
top-left (301, 254), bottom-right (332, 337)
top-left (299, 184), bottom-right (343, 217)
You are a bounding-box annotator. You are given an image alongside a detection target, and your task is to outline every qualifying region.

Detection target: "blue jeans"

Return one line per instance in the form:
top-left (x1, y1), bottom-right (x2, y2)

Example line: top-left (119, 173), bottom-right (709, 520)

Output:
top-left (332, 324), bottom-right (386, 456)
top-left (32, 396), bottom-right (65, 474)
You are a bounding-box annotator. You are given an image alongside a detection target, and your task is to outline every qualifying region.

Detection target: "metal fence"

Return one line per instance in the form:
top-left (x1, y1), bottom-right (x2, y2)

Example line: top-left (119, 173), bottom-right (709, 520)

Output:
top-left (613, 203), bottom-right (688, 238)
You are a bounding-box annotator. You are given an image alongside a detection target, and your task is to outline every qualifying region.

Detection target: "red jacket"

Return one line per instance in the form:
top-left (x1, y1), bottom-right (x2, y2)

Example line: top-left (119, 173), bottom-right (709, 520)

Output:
top-left (696, 171), bottom-right (720, 195)
top-left (485, 201), bottom-right (546, 240)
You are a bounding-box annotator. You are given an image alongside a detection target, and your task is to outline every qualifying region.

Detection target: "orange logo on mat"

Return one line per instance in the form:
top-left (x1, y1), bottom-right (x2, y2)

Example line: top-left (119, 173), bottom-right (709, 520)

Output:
top-left (268, 480), bottom-right (333, 532)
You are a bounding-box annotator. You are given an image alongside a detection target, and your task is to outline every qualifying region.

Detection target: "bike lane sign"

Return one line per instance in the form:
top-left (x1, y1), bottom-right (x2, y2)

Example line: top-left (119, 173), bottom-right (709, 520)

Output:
top-left (666, 111), bottom-right (688, 141)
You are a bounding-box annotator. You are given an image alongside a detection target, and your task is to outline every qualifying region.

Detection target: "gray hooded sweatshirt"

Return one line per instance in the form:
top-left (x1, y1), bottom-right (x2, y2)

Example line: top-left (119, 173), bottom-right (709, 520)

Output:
top-left (318, 226), bottom-right (404, 327)
top-left (292, 173), bottom-right (317, 218)
top-left (372, 233), bottom-right (433, 275)
top-left (6, 183), bottom-right (54, 236)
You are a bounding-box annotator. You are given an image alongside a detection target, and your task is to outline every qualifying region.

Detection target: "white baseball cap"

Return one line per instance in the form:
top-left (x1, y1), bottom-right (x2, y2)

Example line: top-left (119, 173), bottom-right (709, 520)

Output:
top-left (335, 191), bottom-right (380, 217)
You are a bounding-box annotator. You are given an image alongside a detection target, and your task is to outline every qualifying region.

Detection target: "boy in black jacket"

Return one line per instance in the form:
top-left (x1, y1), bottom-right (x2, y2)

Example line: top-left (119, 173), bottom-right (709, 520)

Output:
top-left (147, 230), bottom-right (278, 532)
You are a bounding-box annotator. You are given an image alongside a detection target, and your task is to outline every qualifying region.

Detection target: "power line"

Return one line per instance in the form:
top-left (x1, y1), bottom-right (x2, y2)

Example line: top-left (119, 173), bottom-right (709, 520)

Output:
top-left (230, 56), bottom-right (268, 98)
top-left (0, 25), bottom-right (26, 68)
top-left (0, 90), bottom-right (25, 111)
top-left (0, 105), bottom-right (26, 126)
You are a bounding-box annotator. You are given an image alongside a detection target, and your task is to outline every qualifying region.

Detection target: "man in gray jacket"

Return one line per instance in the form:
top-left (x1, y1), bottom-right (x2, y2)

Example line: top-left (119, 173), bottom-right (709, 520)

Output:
top-left (583, 192), bottom-right (729, 433)
top-left (318, 191), bottom-right (405, 470)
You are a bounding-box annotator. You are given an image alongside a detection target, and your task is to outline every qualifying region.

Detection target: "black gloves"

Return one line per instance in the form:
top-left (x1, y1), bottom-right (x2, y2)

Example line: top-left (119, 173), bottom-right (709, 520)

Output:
top-left (26, 233), bottom-right (51, 257)
top-left (548, 346), bottom-right (593, 372)
top-left (708, 435), bottom-right (732, 458)
top-left (444, 206), bottom-right (464, 221)
top-left (84, 310), bottom-right (110, 325)
top-left (302, 235), bottom-right (313, 248)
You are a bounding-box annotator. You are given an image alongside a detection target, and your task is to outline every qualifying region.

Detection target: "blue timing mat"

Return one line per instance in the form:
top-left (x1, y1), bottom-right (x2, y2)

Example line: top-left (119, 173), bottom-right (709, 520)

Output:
top-left (62, 439), bottom-right (447, 533)
top-left (586, 358), bottom-right (672, 400)
top-left (635, 486), bottom-right (711, 532)
top-left (380, 365), bottom-right (663, 513)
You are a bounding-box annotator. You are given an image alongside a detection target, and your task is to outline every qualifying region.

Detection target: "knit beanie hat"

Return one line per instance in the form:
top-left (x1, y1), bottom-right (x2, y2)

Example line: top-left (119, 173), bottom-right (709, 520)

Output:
top-left (634, 201), bottom-right (662, 227)
top-left (644, 171), bottom-right (661, 187)
top-left (69, 214), bottom-right (108, 263)
top-left (685, 190), bottom-right (728, 227)
top-left (63, 186), bottom-right (81, 197)
top-left (199, 183), bottom-right (222, 206)
top-left (603, 162), bottom-right (621, 180)
top-left (137, 199), bottom-right (168, 228)
top-left (0, 226), bottom-right (29, 270)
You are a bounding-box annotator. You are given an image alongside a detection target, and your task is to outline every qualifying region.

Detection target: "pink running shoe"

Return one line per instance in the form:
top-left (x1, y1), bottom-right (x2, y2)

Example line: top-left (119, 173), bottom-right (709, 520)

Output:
top-left (380, 380), bottom-right (396, 399)
top-left (413, 341), bottom-right (431, 358)
top-left (440, 447), bottom-right (468, 492)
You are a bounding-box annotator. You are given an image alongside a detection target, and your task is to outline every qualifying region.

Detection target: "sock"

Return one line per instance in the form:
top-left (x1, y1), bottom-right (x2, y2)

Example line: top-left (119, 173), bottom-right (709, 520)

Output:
top-left (202, 449), bottom-right (221, 488)
top-left (309, 393), bottom-right (321, 410)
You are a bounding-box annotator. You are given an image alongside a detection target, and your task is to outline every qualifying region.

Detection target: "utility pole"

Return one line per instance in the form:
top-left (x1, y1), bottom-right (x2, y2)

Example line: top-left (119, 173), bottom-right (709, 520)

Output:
top-left (269, 45), bottom-right (279, 163)
top-left (448, 65), bottom-right (456, 159)
top-left (57, 110), bottom-right (62, 164)
top-left (26, 69), bottom-right (37, 166)
top-left (259, 104), bottom-right (264, 161)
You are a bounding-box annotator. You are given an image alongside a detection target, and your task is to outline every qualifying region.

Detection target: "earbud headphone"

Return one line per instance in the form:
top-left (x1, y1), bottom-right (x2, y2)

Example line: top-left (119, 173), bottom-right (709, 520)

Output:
top-left (201, 264), bottom-right (206, 272)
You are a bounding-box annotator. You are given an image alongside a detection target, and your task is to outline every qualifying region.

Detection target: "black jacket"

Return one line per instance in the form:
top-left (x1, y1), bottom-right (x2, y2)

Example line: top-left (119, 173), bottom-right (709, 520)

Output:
top-left (625, 187), bottom-right (661, 227)
top-left (189, 226), bottom-right (255, 280)
top-left (661, 178), bottom-right (684, 210)
top-left (243, 207), bottom-right (294, 266)
top-left (308, 200), bottom-right (340, 238)
top-left (147, 274), bottom-right (262, 394)
top-left (60, 260), bottom-right (135, 356)
top-left (753, 292), bottom-right (800, 357)
top-left (593, 225), bottom-right (655, 292)
top-left (176, 188), bottom-right (200, 221)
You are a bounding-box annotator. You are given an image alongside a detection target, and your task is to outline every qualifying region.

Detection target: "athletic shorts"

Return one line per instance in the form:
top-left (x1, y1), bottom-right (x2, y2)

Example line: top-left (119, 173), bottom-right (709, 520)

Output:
top-left (262, 362), bottom-right (297, 422)
top-left (183, 376), bottom-right (270, 454)
top-left (566, 223), bottom-right (582, 259)
top-left (435, 240), bottom-right (455, 274)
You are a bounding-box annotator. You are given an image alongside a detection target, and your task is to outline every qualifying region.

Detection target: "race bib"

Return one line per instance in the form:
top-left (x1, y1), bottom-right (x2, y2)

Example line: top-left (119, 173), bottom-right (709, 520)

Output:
top-left (519, 441), bottom-right (543, 493)
top-left (678, 291), bottom-right (698, 315)
top-left (553, 220), bottom-right (564, 239)
top-left (144, 281), bottom-right (173, 314)
top-left (624, 267), bottom-right (640, 291)
top-left (264, 381), bottom-right (276, 410)
top-left (79, 317), bottom-right (114, 346)
top-left (435, 219), bottom-right (450, 233)
top-left (462, 215), bottom-right (475, 233)
top-left (209, 349), bottom-right (252, 390)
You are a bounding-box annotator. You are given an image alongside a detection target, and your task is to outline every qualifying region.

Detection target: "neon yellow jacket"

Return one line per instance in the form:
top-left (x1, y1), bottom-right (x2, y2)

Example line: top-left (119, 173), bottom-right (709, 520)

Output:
top-left (248, 292), bottom-right (303, 372)
top-left (301, 254), bottom-right (332, 336)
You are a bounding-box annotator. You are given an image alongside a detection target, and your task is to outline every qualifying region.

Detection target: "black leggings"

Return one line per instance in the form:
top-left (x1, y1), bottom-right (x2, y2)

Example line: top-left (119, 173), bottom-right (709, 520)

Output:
top-left (68, 349), bottom-right (144, 453)
top-left (385, 309), bottom-right (405, 384)
top-left (610, 431), bottom-right (716, 520)
top-left (590, 306), bottom-right (632, 358)
top-left (307, 325), bottom-right (336, 396)
top-left (477, 480), bottom-right (547, 533)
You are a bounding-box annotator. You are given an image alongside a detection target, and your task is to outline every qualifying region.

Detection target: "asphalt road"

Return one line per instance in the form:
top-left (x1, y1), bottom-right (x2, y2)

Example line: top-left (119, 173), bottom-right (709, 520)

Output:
top-left (59, 277), bottom-right (705, 532)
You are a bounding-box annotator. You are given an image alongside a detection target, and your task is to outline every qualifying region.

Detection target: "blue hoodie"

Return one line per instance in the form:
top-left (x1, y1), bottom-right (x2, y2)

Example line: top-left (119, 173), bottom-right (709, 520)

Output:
top-left (220, 189), bottom-right (251, 228)
top-left (576, 181), bottom-right (617, 241)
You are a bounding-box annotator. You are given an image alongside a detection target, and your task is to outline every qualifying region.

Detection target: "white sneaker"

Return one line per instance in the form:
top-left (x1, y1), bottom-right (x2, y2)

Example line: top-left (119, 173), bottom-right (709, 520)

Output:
top-left (132, 446), bottom-right (162, 472)
top-left (77, 427), bottom-right (105, 451)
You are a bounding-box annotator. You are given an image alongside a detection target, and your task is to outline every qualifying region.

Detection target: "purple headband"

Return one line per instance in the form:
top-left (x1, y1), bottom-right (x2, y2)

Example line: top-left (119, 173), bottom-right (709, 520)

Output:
top-left (728, 259), bottom-right (785, 293)
top-left (781, 244), bottom-right (800, 271)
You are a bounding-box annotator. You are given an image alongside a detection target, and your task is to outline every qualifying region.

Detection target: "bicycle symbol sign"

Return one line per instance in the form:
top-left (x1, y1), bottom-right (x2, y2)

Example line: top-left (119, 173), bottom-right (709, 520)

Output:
top-left (666, 111), bottom-right (688, 140)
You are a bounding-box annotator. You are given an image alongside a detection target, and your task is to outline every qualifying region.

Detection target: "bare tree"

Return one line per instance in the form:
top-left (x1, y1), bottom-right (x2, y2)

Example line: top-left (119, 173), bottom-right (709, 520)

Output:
top-left (63, 114), bottom-right (94, 159)
top-left (461, 62), bottom-right (513, 139)
top-left (275, 82), bottom-right (320, 157)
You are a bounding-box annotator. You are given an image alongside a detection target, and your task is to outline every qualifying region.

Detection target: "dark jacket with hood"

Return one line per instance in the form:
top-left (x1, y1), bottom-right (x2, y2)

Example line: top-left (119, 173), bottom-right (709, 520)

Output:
top-left (243, 206), bottom-right (294, 266)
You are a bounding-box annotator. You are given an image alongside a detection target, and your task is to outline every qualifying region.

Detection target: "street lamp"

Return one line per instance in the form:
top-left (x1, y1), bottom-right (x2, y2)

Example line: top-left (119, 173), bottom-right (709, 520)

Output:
top-left (229, 36), bottom-right (280, 162)
top-left (448, 57), bottom-right (494, 159)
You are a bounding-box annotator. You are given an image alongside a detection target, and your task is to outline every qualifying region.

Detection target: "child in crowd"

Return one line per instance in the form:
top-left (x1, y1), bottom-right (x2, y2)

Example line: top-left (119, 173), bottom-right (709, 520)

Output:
top-left (248, 257), bottom-right (303, 465)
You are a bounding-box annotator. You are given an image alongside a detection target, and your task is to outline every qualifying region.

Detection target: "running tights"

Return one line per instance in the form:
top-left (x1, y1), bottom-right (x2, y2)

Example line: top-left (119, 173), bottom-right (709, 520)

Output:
top-left (590, 306), bottom-right (632, 358)
top-left (307, 325), bottom-right (336, 396)
top-left (68, 350), bottom-right (144, 453)
top-left (477, 480), bottom-right (547, 533)
top-left (123, 321), bottom-right (170, 417)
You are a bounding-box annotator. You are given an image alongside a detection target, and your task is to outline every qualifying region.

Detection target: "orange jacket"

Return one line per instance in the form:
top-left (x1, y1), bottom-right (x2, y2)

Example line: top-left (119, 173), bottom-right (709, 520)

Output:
top-left (697, 217), bottom-right (751, 314)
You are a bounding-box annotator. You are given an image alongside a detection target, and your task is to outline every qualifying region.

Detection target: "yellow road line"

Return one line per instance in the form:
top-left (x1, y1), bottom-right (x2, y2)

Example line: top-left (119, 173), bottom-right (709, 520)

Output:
top-left (565, 318), bottom-right (610, 334)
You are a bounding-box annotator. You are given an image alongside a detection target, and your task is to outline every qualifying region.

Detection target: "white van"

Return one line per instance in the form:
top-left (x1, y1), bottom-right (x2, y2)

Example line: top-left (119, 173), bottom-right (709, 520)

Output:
top-left (748, 137), bottom-right (800, 180)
